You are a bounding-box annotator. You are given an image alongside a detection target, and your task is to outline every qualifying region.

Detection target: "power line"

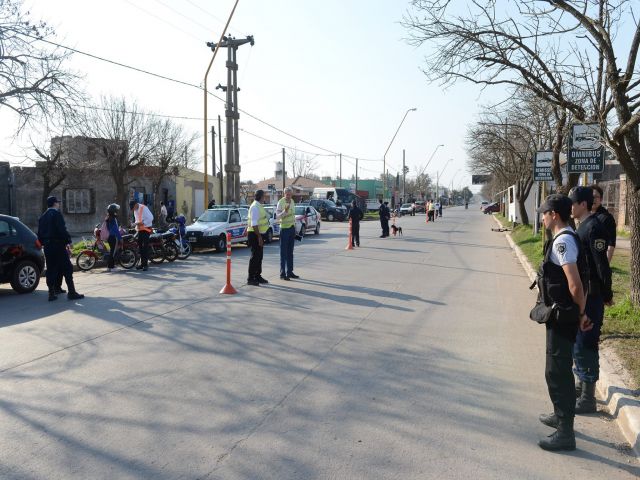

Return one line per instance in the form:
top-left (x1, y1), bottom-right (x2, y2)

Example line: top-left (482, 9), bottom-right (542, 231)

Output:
top-left (28, 34), bottom-right (384, 165)
top-left (183, 0), bottom-right (249, 36)
top-left (122, 0), bottom-right (204, 43)
top-left (153, 0), bottom-right (214, 35)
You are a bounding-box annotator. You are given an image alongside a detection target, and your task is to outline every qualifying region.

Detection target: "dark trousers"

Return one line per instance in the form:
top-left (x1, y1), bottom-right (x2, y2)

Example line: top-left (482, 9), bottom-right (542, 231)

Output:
top-left (428, 211), bottom-right (434, 221)
top-left (573, 294), bottom-right (605, 383)
top-left (280, 226), bottom-right (295, 276)
top-left (247, 231), bottom-right (263, 280)
top-left (352, 222), bottom-right (360, 246)
top-left (545, 327), bottom-right (576, 419)
top-left (137, 231), bottom-right (150, 267)
top-left (107, 235), bottom-right (117, 269)
top-left (44, 243), bottom-right (74, 292)
top-left (381, 219), bottom-right (389, 236)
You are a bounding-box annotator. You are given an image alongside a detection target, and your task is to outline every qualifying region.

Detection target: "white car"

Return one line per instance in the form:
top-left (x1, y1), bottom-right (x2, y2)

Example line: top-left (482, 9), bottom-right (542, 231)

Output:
top-left (185, 207), bottom-right (249, 251)
top-left (399, 203), bottom-right (413, 215)
top-left (295, 205), bottom-right (321, 236)
top-left (263, 205), bottom-right (281, 244)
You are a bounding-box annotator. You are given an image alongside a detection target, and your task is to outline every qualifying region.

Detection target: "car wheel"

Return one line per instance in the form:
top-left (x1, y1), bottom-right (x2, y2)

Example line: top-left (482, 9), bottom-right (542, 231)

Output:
top-left (76, 252), bottom-right (97, 271)
top-left (215, 234), bottom-right (227, 252)
top-left (315, 223), bottom-right (320, 235)
top-left (10, 260), bottom-right (40, 294)
top-left (265, 228), bottom-right (273, 244)
top-left (327, 213), bottom-right (335, 222)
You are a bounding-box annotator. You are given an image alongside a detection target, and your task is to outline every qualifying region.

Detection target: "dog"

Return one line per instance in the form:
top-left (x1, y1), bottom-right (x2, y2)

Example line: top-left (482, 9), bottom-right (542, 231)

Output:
top-left (391, 224), bottom-right (403, 236)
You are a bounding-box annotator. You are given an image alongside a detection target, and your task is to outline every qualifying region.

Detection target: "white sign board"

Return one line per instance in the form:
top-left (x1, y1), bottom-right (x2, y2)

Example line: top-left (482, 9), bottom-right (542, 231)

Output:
top-left (534, 151), bottom-right (554, 181)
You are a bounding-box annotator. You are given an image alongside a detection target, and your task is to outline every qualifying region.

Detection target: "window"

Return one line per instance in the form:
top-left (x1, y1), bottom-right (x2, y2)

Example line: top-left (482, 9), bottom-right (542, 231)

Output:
top-left (240, 209), bottom-right (249, 221)
top-left (0, 221), bottom-right (17, 239)
top-left (229, 211), bottom-right (241, 223)
top-left (65, 188), bottom-right (92, 214)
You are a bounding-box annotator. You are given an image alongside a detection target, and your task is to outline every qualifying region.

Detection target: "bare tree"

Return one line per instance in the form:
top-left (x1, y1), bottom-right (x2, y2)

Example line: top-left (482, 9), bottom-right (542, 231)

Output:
top-left (287, 149), bottom-right (319, 178)
top-left (405, 0), bottom-right (640, 304)
top-left (78, 97), bottom-right (159, 212)
top-left (0, 0), bottom-right (83, 132)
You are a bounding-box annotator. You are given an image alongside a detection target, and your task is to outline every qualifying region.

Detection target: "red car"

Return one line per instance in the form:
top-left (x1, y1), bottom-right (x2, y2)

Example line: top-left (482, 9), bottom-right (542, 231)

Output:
top-left (483, 202), bottom-right (500, 214)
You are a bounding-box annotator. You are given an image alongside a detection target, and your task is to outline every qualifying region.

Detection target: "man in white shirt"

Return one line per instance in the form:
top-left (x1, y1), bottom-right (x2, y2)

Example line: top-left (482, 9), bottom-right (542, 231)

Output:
top-left (130, 199), bottom-right (154, 271)
top-left (247, 190), bottom-right (269, 286)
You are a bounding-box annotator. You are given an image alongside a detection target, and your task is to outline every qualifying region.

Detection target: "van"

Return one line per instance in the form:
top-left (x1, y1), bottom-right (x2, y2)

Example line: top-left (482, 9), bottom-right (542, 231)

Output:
top-left (312, 187), bottom-right (356, 206)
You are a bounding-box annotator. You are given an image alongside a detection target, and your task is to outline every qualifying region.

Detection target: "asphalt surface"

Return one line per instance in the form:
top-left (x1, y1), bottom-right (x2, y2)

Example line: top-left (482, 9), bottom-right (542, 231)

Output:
top-left (0, 207), bottom-right (637, 479)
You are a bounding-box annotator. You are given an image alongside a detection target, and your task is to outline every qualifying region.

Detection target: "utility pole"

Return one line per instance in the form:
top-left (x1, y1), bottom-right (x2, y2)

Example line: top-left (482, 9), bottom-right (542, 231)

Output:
top-left (402, 149), bottom-right (406, 204)
top-left (355, 158), bottom-right (359, 192)
top-left (211, 125), bottom-right (216, 180)
top-left (207, 35), bottom-right (254, 204)
top-left (218, 115), bottom-right (223, 204)
top-left (282, 148), bottom-right (286, 193)
top-left (339, 153), bottom-right (342, 188)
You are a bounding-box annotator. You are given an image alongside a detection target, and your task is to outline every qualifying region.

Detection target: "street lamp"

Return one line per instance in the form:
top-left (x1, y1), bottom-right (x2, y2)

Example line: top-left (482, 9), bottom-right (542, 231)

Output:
top-left (383, 107), bottom-right (417, 200)
top-left (450, 169), bottom-right (461, 205)
top-left (435, 158), bottom-right (452, 203)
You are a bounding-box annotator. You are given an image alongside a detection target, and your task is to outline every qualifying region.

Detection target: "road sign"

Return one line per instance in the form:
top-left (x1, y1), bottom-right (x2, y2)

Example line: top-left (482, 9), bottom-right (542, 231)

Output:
top-left (567, 123), bottom-right (605, 173)
top-left (534, 151), bottom-right (554, 181)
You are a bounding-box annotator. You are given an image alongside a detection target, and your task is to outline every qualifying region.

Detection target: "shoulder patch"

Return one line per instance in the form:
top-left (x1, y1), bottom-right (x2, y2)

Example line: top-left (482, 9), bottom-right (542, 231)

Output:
top-left (555, 242), bottom-right (566, 254)
top-left (594, 239), bottom-right (607, 252)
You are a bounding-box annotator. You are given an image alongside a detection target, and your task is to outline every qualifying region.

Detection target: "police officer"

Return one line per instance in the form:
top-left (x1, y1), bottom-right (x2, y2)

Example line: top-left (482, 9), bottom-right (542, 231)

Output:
top-left (37, 196), bottom-right (84, 301)
top-left (349, 199), bottom-right (363, 247)
top-left (569, 186), bottom-right (613, 414)
top-left (276, 187), bottom-right (299, 281)
top-left (247, 189), bottom-right (269, 286)
top-left (535, 194), bottom-right (590, 451)
top-left (591, 184), bottom-right (617, 263)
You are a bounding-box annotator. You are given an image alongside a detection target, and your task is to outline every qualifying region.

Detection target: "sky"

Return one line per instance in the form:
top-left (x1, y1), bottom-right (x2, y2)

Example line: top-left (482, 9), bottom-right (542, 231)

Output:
top-left (1, 0), bottom-right (504, 192)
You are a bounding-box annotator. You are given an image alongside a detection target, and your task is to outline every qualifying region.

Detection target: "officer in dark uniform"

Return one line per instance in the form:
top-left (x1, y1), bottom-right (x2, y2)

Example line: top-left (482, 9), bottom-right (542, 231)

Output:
top-left (569, 186), bottom-right (613, 414)
top-left (591, 184), bottom-right (617, 263)
top-left (348, 200), bottom-right (363, 247)
top-left (535, 194), bottom-right (590, 451)
top-left (37, 196), bottom-right (84, 301)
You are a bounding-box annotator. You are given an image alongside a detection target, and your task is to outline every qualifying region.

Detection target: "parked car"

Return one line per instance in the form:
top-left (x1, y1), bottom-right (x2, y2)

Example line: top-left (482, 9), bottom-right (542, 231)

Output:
top-left (295, 205), bottom-right (321, 236)
top-left (399, 203), bottom-right (413, 216)
top-left (263, 205), bottom-right (281, 243)
top-left (365, 199), bottom-right (380, 212)
top-left (0, 214), bottom-right (45, 294)
top-left (185, 207), bottom-right (249, 251)
top-left (308, 199), bottom-right (347, 221)
top-left (483, 202), bottom-right (500, 214)
top-left (414, 201), bottom-right (426, 213)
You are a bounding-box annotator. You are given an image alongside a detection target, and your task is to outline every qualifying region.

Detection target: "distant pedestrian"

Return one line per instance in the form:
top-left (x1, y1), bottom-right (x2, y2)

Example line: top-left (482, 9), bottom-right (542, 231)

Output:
top-left (438, 202), bottom-right (443, 218)
top-left (428, 201), bottom-right (435, 222)
top-left (181, 200), bottom-right (189, 218)
top-left (276, 187), bottom-right (299, 281)
top-left (378, 199), bottom-right (385, 237)
top-left (208, 198), bottom-right (216, 209)
top-left (37, 196), bottom-right (84, 301)
top-left (411, 201), bottom-right (417, 216)
top-left (379, 200), bottom-right (390, 237)
top-left (130, 200), bottom-right (154, 271)
top-left (349, 199), bottom-right (363, 246)
top-left (160, 201), bottom-right (168, 228)
top-left (247, 189), bottom-right (269, 286)
top-left (105, 203), bottom-right (122, 272)
top-left (591, 184), bottom-right (616, 262)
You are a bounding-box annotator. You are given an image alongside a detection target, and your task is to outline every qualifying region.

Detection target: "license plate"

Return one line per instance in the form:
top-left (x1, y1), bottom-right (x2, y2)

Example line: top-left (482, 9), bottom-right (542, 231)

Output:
top-left (188, 237), bottom-right (197, 242)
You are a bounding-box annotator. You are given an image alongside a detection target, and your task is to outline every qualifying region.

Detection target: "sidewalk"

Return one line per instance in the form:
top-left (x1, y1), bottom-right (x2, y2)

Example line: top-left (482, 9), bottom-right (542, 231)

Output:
top-left (492, 215), bottom-right (640, 458)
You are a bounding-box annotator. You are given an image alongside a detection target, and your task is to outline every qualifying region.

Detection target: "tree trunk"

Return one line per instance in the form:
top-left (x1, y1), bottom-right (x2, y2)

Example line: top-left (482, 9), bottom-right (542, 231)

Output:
top-left (115, 175), bottom-right (128, 228)
top-left (630, 187), bottom-right (640, 306)
top-left (517, 195), bottom-right (529, 226)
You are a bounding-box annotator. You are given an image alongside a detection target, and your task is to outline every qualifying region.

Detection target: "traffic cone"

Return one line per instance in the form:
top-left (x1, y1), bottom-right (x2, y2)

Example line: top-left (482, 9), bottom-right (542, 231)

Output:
top-left (220, 232), bottom-right (237, 294)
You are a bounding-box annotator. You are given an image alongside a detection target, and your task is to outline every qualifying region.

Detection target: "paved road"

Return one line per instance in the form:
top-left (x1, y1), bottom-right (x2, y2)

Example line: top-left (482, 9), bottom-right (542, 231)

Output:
top-left (0, 208), bottom-right (637, 479)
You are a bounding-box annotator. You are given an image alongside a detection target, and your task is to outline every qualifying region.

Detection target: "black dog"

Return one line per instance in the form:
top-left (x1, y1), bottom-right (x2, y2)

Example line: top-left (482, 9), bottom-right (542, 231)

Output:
top-left (391, 224), bottom-right (403, 236)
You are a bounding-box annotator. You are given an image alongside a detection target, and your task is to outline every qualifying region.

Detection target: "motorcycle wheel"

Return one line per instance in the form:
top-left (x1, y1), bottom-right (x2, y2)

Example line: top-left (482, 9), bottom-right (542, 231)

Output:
top-left (118, 248), bottom-right (138, 269)
top-left (76, 252), bottom-right (97, 271)
top-left (177, 241), bottom-right (192, 260)
top-left (150, 246), bottom-right (165, 264)
top-left (164, 242), bottom-right (179, 262)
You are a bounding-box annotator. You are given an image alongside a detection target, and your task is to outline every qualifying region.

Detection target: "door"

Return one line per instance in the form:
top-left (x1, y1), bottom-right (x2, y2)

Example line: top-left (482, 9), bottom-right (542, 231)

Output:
top-left (194, 189), bottom-right (205, 218)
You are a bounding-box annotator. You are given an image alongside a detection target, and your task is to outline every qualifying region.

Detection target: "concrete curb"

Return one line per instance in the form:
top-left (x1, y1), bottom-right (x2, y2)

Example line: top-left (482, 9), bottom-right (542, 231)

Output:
top-left (490, 214), bottom-right (640, 458)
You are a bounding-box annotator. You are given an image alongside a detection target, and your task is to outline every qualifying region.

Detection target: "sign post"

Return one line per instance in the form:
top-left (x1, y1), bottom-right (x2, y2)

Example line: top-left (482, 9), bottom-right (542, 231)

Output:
top-left (567, 123), bottom-right (605, 174)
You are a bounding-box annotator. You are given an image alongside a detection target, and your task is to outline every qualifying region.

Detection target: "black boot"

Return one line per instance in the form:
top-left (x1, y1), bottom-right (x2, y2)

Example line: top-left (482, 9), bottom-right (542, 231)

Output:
top-left (575, 378), bottom-right (583, 397)
top-left (48, 290), bottom-right (58, 302)
top-left (575, 382), bottom-right (597, 414)
top-left (66, 279), bottom-right (85, 300)
top-left (54, 286), bottom-right (67, 294)
top-left (538, 417), bottom-right (576, 451)
top-left (538, 412), bottom-right (558, 428)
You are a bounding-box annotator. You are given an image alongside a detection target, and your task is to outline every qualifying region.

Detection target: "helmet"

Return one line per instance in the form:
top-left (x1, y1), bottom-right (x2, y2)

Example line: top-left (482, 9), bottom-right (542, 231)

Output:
top-left (176, 214), bottom-right (186, 225)
top-left (107, 203), bottom-right (120, 215)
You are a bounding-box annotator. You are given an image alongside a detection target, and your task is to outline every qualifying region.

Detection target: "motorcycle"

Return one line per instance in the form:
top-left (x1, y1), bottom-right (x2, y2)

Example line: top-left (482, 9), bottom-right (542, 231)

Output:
top-left (168, 215), bottom-right (191, 260)
top-left (76, 226), bottom-right (137, 271)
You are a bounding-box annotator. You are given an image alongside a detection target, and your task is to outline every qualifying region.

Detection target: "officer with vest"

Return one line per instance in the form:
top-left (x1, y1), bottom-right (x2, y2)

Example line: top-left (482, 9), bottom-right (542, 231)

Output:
top-left (130, 199), bottom-right (154, 271)
top-left (569, 186), bottom-right (613, 415)
top-left (247, 189), bottom-right (269, 286)
top-left (37, 196), bottom-right (84, 301)
top-left (276, 187), bottom-right (300, 281)
top-left (535, 194), bottom-right (590, 452)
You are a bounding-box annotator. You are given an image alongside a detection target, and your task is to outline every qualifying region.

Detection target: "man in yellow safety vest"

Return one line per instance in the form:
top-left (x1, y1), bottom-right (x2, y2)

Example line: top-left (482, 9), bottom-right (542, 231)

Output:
top-left (247, 189), bottom-right (270, 286)
top-left (276, 186), bottom-right (300, 281)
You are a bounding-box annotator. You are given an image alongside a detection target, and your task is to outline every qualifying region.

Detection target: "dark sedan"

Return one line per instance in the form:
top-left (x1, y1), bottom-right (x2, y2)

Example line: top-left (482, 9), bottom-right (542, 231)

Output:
top-left (0, 215), bottom-right (45, 293)
top-left (483, 202), bottom-right (501, 214)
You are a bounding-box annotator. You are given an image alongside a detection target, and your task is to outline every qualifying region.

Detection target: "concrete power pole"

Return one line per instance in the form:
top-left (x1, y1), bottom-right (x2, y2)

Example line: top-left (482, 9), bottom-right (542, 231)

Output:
top-left (207, 35), bottom-right (254, 204)
top-left (282, 148), bottom-right (286, 192)
top-left (218, 115), bottom-right (223, 204)
top-left (355, 158), bottom-right (358, 192)
top-left (402, 149), bottom-right (406, 204)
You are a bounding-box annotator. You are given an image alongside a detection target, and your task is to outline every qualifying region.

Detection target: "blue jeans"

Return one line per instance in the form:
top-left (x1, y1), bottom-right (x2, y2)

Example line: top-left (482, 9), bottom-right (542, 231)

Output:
top-left (573, 294), bottom-right (604, 383)
top-left (280, 226), bottom-right (295, 276)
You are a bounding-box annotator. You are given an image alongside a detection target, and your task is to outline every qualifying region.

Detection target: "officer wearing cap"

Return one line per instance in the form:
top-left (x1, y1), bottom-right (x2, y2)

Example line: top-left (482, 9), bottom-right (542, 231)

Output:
top-left (591, 184), bottom-right (617, 263)
top-left (37, 196), bottom-right (84, 301)
top-left (569, 186), bottom-right (613, 415)
top-left (535, 194), bottom-right (590, 451)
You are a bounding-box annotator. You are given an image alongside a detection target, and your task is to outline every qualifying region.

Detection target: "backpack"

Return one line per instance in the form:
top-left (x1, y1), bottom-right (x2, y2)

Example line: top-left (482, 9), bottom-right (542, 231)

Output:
top-left (99, 219), bottom-right (110, 240)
